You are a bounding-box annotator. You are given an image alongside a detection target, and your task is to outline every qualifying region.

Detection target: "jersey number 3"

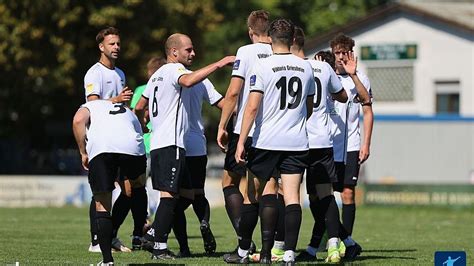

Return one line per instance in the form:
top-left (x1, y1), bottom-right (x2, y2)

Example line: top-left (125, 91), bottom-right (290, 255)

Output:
top-left (276, 76), bottom-right (302, 110)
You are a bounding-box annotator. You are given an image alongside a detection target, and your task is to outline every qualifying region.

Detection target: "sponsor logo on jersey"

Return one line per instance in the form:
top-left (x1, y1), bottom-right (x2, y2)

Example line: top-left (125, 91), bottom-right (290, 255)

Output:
top-left (233, 60), bottom-right (240, 70)
top-left (249, 74), bottom-right (256, 86)
top-left (86, 83), bottom-right (94, 93)
top-left (178, 67), bottom-right (187, 74)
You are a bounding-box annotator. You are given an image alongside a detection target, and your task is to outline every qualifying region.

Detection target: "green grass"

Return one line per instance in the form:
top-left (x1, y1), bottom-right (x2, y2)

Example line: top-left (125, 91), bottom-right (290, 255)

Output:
top-left (0, 205), bottom-right (472, 265)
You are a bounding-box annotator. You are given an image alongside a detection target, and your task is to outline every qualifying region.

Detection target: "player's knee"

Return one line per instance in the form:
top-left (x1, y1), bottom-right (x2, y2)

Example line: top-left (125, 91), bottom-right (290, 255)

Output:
top-left (341, 186), bottom-right (355, 203)
top-left (315, 183), bottom-right (333, 199)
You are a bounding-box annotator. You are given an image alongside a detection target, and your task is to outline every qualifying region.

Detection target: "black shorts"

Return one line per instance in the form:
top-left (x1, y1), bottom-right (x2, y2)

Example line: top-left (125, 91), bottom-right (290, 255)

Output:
top-left (150, 146), bottom-right (186, 194)
top-left (88, 153), bottom-right (146, 193)
top-left (333, 151), bottom-right (360, 192)
top-left (224, 132), bottom-right (252, 177)
top-left (247, 148), bottom-right (308, 181)
top-left (185, 155), bottom-right (208, 189)
top-left (305, 148), bottom-right (337, 194)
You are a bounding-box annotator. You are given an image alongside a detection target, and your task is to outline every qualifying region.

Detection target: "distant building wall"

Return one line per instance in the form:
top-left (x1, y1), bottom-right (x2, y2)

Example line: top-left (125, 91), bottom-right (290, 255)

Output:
top-left (361, 116), bottom-right (474, 184)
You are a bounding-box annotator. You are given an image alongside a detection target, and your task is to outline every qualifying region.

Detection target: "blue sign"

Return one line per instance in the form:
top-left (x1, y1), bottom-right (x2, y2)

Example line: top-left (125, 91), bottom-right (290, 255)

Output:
top-left (434, 251), bottom-right (466, 266)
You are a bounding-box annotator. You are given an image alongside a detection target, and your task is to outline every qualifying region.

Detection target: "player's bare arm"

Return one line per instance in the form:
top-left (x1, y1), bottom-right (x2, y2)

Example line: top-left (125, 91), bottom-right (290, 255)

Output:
top-left (72, 107), bottom-right (91, 170)
top-left (360, 104), bottom-right (373, 164)
top-left (342, 51), bottom-right (370, 104)
top-left (178, 56), bottom-right (235, 88)
top-left (331, 89), bottom-right (348, 103)
top-left (134, 96), bottom-right (149, 133)
top-left (217, 77), bottom-right (244, 150)
top-left (235, 91), bottom-right (262, 164)
top-left (306, 96), bottom-right (314, 119)
top-left (87, 86), bottom-right (133, 104)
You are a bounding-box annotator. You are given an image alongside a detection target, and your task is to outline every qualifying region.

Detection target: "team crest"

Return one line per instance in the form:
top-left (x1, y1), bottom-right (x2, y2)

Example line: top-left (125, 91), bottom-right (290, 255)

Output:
top-left (249, 74), bottom-right (256, 86)
top-left (233, 60), bottom-right (240, 70)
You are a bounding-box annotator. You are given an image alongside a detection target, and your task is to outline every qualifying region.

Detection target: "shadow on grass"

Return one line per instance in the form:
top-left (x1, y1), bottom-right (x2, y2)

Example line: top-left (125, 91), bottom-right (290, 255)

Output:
top-left (363, 249), bottom-right (417, 253)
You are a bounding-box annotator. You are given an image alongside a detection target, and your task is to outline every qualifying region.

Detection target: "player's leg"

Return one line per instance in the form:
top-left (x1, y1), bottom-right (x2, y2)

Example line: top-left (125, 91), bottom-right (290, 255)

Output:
top-left (129, 173), bottom-right (148, 250)
top-left (190, 155), bottom-right (216, 254)
top-left (173, 188), bottom-right (193, 257)
top-left (87, 153), bottom-right (118, 264)
top-left (110, 179), bottom-right (132, 252)
top-left (258, 177), bottom-right (278, 263)
top-left (88, 196), bottom-right (100, 252)
top-left (222, 132), bottom-right (246, 239)
top-left (149, 146), bottom-right (186, 260)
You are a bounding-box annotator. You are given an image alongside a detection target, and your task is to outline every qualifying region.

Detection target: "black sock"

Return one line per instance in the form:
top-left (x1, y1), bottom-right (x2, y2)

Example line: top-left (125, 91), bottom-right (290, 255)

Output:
top-left (285, 204), bottom-right (302, 251)
top-left (153, 197), bottom-right (177, 243)
top-left (223, 186), bottom-right (243, 236)
top-left (193, 193), bottom-right (210, 223)
top-left (96, 211), bottom-right (113, 263)
top-left (338, 220), bottom-right (349, 240)
top-left (259, 195), bottom-right (277, 257)
top-left (325, 196), bottom-right (340, 239)
top-left (131, 186), bottom-right (148, 237)
top-left (172, 197), bottom-right (192, 251)
top-left (89, 197), bottom-right (99, 245)
top-left (238, 203), bottom-right (259, 250)
top-left (342, 203), bottom-right (356, 235)
top-left (111, 193), bottom-right (131, 238)
top-left (308, 197), bottom-right (325, 248)
top-left (274, 193), bottom-right (285, 242)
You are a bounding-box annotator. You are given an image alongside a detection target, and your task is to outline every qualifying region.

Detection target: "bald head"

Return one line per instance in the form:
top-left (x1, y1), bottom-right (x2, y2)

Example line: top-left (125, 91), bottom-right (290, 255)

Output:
top-left (165, 33), bottom-right (190, 56)
top-left (165, 33), bottom-right (195, 66)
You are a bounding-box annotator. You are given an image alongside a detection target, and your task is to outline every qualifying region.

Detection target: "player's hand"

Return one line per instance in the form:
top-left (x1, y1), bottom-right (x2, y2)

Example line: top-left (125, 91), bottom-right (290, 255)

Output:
top-left (342, 51), bottom-right (357, 75)
top-left (81, 153), bottom-right (89, 171)
top-left (217, 56), bottom-right (236, 68)
top-left (118, 86), bottom-right (133, 102)
top-left (234, 143), bottom-right (246, 165)
top-left (217, 127), bottom-right (228, 152)
top-left (315, 55), bottom-right (324, 62)
top-left (359, 144), bottom-right (370, 164)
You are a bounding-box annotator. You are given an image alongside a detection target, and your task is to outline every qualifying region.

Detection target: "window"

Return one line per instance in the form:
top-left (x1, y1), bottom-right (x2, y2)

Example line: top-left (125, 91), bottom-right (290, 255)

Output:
top-left (435, 81), bottom-right (460, 114)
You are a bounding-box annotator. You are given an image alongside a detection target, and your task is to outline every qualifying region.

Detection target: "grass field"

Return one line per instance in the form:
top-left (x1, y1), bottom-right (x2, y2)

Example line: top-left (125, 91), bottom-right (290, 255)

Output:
top-left (0, 205), bottom-right (472, 265)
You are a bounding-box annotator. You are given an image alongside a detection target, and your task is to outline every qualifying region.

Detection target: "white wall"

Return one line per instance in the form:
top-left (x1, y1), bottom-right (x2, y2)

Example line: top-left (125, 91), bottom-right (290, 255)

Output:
top-left (307, 13), bottom-right (474, 116)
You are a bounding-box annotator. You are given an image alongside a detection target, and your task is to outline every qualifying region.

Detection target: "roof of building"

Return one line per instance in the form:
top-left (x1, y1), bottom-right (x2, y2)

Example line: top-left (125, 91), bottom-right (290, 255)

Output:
top-left (304, 0), bottom-right (474, 53)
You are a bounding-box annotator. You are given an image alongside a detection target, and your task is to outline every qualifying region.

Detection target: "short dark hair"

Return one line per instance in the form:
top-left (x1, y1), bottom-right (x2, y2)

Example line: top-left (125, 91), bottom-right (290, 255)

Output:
top-left (268, 19), bottom-right (295, 47)
top-left (315, 50), bottom-right (336, 70)
top-left (247, 10), bottom-right (270, 36)
top-left (329, 33), bottom-right (355, 51)
top-left (293, 26), bottom-right (305, 49)
top-left (96, 27), bottom-right (120, 44)
top-left (147, 56), bottom-right (166, 73)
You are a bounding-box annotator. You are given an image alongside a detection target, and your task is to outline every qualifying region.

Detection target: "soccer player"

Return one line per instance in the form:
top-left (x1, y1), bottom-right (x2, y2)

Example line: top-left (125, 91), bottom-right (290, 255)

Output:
top-left (129, 56), bottom-right (166, 250)
top-left (229, 19), bottom-right (315, 265)
top-left (290, 28), bottom-right (349, 263)
top-left (134, 33), bottom-right (234, 260)
top-left (83, 26), bottom-right (140, 253)
top-left (216, 10), bottom-right (272, 252)
top-left (72, 100), bottom-right (146, 266)
top-left (330, 33), bottom-right (373, 259)
top-left (172, 77), bottom-right (224, 257)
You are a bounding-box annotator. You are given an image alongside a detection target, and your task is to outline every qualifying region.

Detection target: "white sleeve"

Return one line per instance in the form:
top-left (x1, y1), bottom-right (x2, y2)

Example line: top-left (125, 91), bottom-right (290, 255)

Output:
top-left (84, 68), bottom-right (102, 99)
top-left (327, 64), bottom-right (343, 94)
top-left (307, 64), bottom-right (316, 96)
top-left (202, 79), bottom-right (223, 105)
top-left (142, 78), bottom-right (153, 99)
top-left (231, 47), bottom-right (247, 79)
top-left (170, 63), bottom-right (189, 89)
top-left (249, 60), bottom-right (264, 93)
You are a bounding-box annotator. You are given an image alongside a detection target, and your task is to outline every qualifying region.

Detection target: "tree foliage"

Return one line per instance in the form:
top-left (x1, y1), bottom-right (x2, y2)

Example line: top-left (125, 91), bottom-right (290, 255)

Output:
top-left (0, 0), bottom-right (388, 174)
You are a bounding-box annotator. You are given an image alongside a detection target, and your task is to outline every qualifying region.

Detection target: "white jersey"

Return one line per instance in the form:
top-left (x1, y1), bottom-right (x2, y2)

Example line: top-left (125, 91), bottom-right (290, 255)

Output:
top-left (306, 59), bottom-right (343, 149)
top-left (84, 62), bottom-right (126, 101)
top-left (249, 54), bottom-right (315, 151)
top-left (142, 63), bottom-right (189, 151)
top-left (231, 42), bottom-right (272, 135)
top-left (330, 70), bottom-right (372, 162)
top-left (182, 78), bottom-right (223, 156)
top-left (81, 100), bottom-right (144, 161)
